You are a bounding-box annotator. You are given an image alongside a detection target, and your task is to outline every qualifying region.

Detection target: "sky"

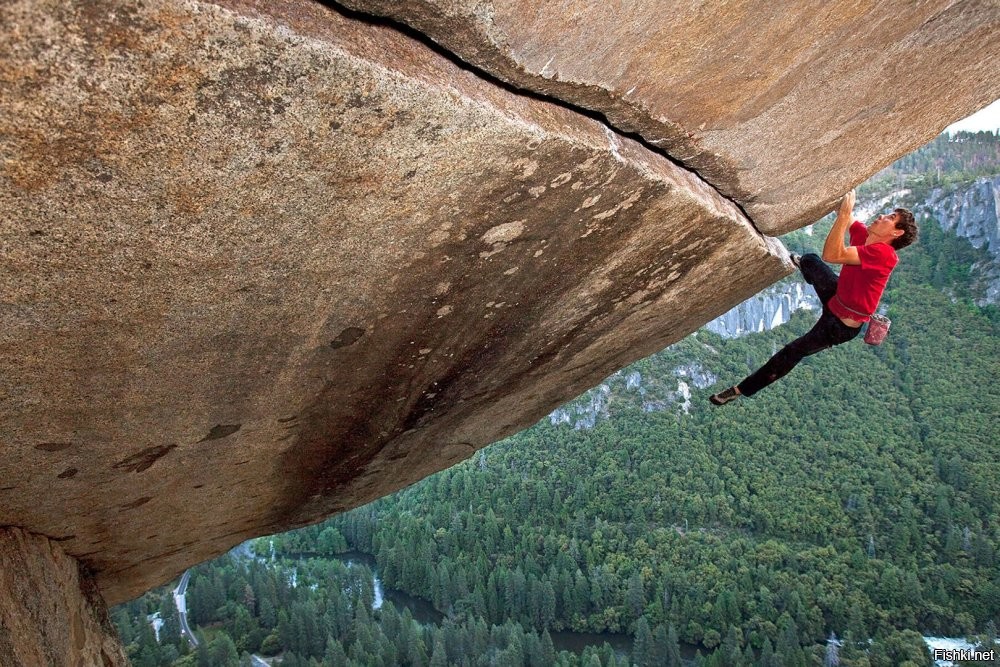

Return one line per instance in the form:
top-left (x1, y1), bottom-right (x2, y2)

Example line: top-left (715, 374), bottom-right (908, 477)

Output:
top-left (945, 98), bottom-right (1000, 133)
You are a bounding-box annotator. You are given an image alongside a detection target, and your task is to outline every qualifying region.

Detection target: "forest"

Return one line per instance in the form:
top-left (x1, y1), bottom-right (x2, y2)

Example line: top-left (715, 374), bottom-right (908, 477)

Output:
top-left (112, 131), bottom-right (1000, 667)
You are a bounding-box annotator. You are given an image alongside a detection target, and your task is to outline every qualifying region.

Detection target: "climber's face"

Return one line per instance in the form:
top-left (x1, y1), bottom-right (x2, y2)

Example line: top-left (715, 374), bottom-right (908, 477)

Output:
top-left (868, 211), bottom-right (904, 241)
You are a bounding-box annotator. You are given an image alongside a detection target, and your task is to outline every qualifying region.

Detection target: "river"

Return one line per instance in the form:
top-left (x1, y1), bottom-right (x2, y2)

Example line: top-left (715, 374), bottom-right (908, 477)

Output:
top-left (334, 551), bottom-right (645, 658)
top-left (281, 548), bottom-right (706, 661)
top-left (234, 542), bottom-right (985, 665)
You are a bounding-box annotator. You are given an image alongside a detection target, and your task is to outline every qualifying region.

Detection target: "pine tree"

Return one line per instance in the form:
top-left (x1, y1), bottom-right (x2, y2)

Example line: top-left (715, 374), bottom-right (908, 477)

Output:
top-left (721, 625), bottom-right (743, 666)
top-left (210, 634), bottom-right (240, 667)
top-left (760, 637), bottom-right (778, 667)
top-left (195, 636), bottom-right (211, 667)
top-left (627, 571), bottom-right (646, 621)
top-left (541, 628), bottom-right (557, 666)
top-left (324, 636), bottom-right (347, 667)
top-left (429, 632), bottom-right (447, 667)
top-left (633, 616), bottom-right (654, 667)
top-left (665, 623), bottom-right (683, 667)
top-left (777, 615), bottom-right (804, 667)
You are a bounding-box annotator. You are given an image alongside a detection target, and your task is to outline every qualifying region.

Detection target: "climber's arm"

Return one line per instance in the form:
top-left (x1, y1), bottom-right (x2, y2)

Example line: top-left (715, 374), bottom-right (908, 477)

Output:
top-left (822, 189), bottom-right (861, 266)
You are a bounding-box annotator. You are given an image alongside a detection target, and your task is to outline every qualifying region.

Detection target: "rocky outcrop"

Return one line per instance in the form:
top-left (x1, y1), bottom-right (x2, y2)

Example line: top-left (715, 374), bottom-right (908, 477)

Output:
top-left (706, 281), bottom-right (819, 338)
top-left (548, 358), bottom-right (718, 426)
top-left (341, 0), bottom-right (1000, 233)
top-left (926, 176), bottom-right (1000, 255)
top-left (1, 0), bottom-right (785, 606)
top-left (921, 176), bottom-right (1000, 303)
top-left (1, 0), bottom-right (998, 624)
top-left (0, 528), bottom-right (127, 667)
top-left (549, 383), bottom-right (611, 430)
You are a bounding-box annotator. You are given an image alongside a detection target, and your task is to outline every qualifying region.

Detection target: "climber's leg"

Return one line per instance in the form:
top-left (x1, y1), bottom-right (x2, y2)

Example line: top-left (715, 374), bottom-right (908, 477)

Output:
top-left (736, 307), bottom-right (861, 397)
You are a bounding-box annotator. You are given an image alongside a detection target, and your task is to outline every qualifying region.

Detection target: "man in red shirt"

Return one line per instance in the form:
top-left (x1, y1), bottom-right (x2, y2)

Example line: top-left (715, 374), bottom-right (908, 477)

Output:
top-left (710, 189), bottom-right (917, 405)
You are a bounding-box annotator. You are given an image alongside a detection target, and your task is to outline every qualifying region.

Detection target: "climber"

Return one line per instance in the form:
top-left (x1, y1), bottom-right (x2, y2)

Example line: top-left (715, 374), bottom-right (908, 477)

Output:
top-left (709, 189), bottom-right (917, 405)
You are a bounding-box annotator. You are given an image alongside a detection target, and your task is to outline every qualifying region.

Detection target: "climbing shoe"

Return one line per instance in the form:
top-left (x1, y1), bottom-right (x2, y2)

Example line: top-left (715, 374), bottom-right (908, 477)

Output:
top-left (709, 386), bottom-right (741, 406)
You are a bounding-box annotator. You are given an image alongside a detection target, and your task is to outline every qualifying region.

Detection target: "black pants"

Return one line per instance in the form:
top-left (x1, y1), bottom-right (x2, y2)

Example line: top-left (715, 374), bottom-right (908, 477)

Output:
top-left (737, 254), bottom-right (862, 397)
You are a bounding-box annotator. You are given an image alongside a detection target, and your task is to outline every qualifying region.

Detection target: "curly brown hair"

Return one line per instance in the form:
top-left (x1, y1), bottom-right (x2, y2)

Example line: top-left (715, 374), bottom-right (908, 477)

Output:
top-left (891, 208), bottom-right (917, 250)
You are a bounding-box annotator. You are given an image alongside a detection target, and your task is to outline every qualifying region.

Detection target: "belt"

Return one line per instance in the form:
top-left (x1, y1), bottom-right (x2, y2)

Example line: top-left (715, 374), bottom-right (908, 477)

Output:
top-left (834, 295), bottom-right (872, 319)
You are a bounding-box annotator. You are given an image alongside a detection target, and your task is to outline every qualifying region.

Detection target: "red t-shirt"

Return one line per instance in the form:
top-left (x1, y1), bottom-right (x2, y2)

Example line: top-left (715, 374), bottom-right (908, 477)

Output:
top-left (829, 221), bottom-right (898, 322)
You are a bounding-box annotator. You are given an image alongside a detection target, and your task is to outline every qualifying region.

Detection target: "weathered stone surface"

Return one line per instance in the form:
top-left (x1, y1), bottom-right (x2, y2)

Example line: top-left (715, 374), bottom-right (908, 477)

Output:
top-left (1, 0), bottom-right (787, 604)
top-left (706, 281), bottom-right (819, 339)
top-left (0, 528), bottom-right (128, 667)
top-left (920, 175), bottom-right (1000, 304)
top-left (341, 0), bottom-right (1000, 234)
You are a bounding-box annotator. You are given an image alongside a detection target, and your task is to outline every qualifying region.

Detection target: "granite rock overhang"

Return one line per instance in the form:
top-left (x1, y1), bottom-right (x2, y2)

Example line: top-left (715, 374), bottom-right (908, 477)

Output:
top-left (341, 0), bottom-right (1000, 234)
top-left (3, 0), bottom-right (787, 604)
top-left (2, 0), bottom-right (998, 606)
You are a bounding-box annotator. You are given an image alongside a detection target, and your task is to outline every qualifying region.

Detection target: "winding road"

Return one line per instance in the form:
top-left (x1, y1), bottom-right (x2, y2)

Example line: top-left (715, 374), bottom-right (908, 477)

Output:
top-left (173, 570), bottom-right (198, 647)
top-left (173, 562), bottom-right (271, 665)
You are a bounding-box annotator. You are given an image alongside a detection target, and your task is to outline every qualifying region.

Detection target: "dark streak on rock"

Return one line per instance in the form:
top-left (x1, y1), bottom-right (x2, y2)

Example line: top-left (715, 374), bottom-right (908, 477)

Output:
top-left (199, 424), bottom-right (241, 442)
top-left (35, 442), bottom-right (73, 452)
top-left (58, 467), bottom-right (79, 479)
top-left (121, 496), bottom-right (153, 510)
top-left (216, 528), bottom-right (249, 541)
top-left (154, 547), bottom-right (186, 560)
top-left (246, 28), bottom-right (749, 539)
top-left (330, 326), bottom-right (365, 349)
top-left (113, 444), bottom-right (177, 473)
top-left (51, 535), bottom-right (76, 542)
top-left (277, 415), bottom-right (298, 423)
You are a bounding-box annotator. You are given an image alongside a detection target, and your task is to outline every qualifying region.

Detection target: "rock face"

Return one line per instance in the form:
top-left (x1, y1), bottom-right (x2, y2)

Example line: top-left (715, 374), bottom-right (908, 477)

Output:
top-left (706, 281), bottom-right (819, 338)
top-left (1, 0), bottom-right (785, 606)
top-left (547, 356), bottom-right (720, 426)
top-left (341, 0), bottom-right (1000, 234)
top-left (921, 176), bottom-right (1000, 304)
top-left (0, 0), bottom-right (997, 626)
top-left (943, 176), bottom-right (1000, 256)
top-left (0, 528), bottom-right (128, 667)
